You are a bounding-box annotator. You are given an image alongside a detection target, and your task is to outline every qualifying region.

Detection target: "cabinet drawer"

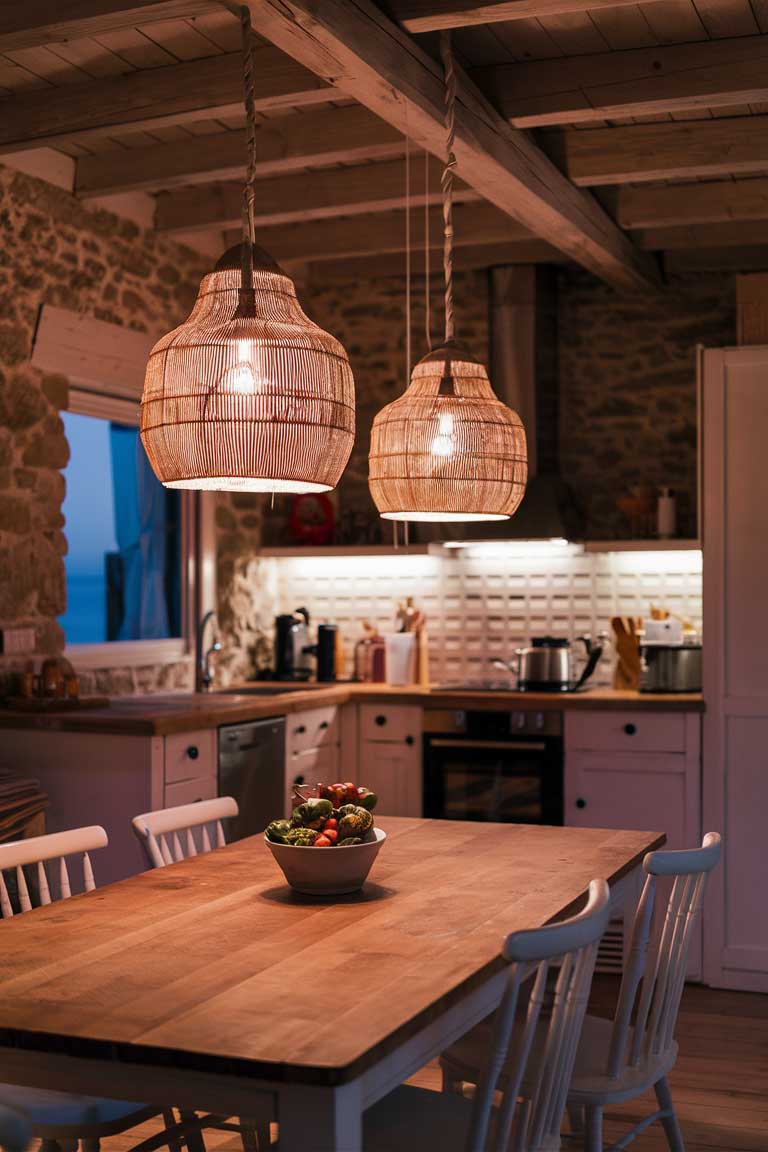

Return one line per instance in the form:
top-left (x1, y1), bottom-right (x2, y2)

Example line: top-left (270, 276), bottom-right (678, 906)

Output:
top-left (360, 704), bottom-right (421, 744)
top-left (288, 707), bottom-right (339, 757)
top-left (165, 729), bottom-right (217, 785)
top-left (164, 774), bottom-right (217, 809)
top-left (286, 745), bottom-right (339, 814)
top-left (288, 744), bottom-right (339, 787)
top-left (566, 711), bottom-right (686, 754)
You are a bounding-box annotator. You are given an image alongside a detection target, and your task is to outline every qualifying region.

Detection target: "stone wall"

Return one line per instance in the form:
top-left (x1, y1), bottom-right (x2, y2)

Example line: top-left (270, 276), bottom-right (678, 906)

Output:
top-left (558, 267), bottom-right (735, 539)
top-left (0, 164), bottom-right (206, 695)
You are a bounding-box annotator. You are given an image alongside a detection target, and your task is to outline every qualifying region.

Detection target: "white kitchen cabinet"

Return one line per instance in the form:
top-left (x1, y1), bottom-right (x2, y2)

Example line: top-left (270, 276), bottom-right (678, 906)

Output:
top-left (565, 710), bottom-right (701, 976)
top-left (285, 705), bottom-right (341, 813)
top-left (358, 704), bottom-right (422, 817)
top-left (702, 346), bottom-right (768, 992)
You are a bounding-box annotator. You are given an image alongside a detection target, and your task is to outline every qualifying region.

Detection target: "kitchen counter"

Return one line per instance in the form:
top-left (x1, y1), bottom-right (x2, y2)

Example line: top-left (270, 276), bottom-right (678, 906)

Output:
top-left (0, 683), bottom-right (705, 736)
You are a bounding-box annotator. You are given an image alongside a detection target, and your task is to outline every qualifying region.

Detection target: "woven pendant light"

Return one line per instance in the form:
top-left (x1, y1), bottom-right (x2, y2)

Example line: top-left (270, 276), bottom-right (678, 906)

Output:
top-left (368, 33), bottom-right (527, 522)
top-left (140, 9), bottom-right (354, 493)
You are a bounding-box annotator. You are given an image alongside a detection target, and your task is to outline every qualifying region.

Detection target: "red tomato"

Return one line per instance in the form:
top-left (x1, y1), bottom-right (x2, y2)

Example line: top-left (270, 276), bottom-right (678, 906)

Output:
top-left (325, 818), bottom-right (338, 830)
top-left (314, 834), bottom-right (332, 847)
top-left (323, 828), bottom-right (339, 844)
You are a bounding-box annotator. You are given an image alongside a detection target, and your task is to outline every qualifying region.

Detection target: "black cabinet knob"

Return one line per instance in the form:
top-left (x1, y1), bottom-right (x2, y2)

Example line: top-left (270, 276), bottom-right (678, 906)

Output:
top-left (186, 745), bottom-right (199, 760)
top-left (294, 774), bottom-right (305, 785)
top-left (405, 735), bottom-right (415, 746)
top-left (319, 721), bottom-right (329, 730)
top-left (624, 723), bottom-right (637, 736)
top-left (296, 725), bottom-right (306, 735)
top-left (375, 714), bottom-right (387, 727)
top-left (576, 797), bottom-right (586, 809)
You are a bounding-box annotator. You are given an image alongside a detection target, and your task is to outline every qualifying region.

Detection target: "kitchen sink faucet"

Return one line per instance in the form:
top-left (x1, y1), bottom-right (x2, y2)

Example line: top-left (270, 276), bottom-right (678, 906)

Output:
top-left (197, 610), bottom-right (222, 693)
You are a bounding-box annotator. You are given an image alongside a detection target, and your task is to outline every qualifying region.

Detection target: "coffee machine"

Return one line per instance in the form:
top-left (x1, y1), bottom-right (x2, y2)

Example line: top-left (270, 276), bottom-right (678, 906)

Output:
top-left (274, 608), bottom-right (313, 680)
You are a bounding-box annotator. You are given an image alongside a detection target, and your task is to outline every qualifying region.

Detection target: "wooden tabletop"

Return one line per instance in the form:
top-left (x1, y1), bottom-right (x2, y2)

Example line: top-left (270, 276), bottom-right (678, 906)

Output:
top-left (0, 818), bottom-right (664, 1086)
top-left (0, 684), bottom-right (705, 735)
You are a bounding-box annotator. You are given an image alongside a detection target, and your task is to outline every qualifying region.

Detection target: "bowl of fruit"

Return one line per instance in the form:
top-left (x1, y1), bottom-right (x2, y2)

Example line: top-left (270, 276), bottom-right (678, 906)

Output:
top-left (264, 781), bottom-right (385, 896)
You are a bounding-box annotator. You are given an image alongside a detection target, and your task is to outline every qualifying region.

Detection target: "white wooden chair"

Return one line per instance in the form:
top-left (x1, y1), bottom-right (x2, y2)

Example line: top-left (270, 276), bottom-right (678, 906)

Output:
top-left (0, 826), bottom-right (107, 916)
top-left (0, 826), bottom-right (188, 1152)
top-left (0, 1103), bottom-right (31, 1152)
top-left (131, 798), bottom-right (238, 870)
top-left (441, 833), bottom-right (722, 1152)
top-left (362, 879), bottom-right (610, 1152)
top-left (131, 798), bottom-right (271, 1151)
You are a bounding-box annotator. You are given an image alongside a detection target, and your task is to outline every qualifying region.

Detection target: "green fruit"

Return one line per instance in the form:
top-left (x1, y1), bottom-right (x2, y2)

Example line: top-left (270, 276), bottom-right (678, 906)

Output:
top-left (265, 819), bottom-right (292, 843)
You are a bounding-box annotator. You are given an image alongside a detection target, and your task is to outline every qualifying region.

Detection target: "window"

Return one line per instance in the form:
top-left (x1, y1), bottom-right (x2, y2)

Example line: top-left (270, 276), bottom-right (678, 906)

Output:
top-left (59, 412), bottom-right (182, 646)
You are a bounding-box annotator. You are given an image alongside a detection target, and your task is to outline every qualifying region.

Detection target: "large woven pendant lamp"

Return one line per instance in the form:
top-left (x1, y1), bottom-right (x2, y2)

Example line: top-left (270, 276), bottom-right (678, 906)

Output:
top-left (368, 33), bottom-right (527, 521)
top-left (140, 8), bottom-right (355, 493)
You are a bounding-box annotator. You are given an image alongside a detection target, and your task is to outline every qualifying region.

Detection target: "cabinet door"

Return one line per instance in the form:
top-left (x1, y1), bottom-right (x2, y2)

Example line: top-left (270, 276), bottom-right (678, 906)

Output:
top-left (567, 750), bottom-right (700, 977)
top-left (703, 347), bottom-right (768, 990)
top-left (566, 752), bottom-right (691, 846)
top-left (360, 741), bottom-right (421, 817)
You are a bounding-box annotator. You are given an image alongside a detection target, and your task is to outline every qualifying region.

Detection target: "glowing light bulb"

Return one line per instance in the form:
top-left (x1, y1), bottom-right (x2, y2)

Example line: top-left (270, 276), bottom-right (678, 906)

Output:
top-left (219, 339), bottom-right (258, 395)
top-left (431, 412), bottom-right (455, 458)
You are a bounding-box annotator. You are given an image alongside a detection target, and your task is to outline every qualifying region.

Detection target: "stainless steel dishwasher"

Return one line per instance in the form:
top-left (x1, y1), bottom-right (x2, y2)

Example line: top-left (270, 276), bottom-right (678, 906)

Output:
top-left (218, 717), bottom-right (286, 841)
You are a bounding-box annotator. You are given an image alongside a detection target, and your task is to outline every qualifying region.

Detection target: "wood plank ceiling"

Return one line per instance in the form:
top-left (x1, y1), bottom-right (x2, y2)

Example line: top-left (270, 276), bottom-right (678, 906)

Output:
top-left (1, 0), bottom-right (767, 283)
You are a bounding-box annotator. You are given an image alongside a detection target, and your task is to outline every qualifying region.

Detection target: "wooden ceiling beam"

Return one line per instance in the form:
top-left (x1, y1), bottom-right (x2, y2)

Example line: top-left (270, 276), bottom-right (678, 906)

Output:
top-left (664, 247), bottom-right (768, 274)
top-left (76, 105), bottom-right (403, 197)
top-left (637, 220), bottom-right (768, 251)
top-left (250, 202), bottom-right (532, 263)
top-left (302, 239), bottom-right (565, 283)
top-left (244, 0), bottom-right (658, 291)
top-left (0, 46), bottom-right (332, 154)
top-left (0, 0), bottom-right (219, 51)
top-left (475, 35), bottom-right (768, 128)
top-left (154, 155), bottom-right (477, 232)
top-left (615, 178), bottom-right (768, 230)
top-left (390, 0), bottom-right (669, 33)
top-left (561, 115), bottom-right (768, 186)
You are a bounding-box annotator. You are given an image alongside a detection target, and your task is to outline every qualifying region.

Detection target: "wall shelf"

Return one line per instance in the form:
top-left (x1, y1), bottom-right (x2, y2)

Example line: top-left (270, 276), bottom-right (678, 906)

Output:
top-left (258, 545), bottom-right (432, 558)
top-left (583, 540), bottom-right (701, 553)
top-left (259, 540), bottom-right (701, 557)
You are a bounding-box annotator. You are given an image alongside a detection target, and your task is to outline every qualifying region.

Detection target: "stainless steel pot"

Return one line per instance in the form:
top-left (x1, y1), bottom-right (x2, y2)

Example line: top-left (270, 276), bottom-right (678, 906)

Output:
top-left (639, 644), bottom-right (702, 693)
top-left (493, 635), bottom-right (604, 693)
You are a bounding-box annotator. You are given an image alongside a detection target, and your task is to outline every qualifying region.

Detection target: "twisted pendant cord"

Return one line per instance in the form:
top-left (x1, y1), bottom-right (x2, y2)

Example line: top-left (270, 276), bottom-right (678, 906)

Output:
top-left (424, 147), bottom-right (431, 351)
top-left (405, 120), bottom-right (412, 378)
top-left (440, 30), bottom-right (457, 345)
top-left (240, 5), bottom-right (257, 293)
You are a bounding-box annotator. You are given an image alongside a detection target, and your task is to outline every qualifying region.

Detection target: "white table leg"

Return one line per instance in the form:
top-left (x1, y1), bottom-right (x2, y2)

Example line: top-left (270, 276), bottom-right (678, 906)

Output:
top-left (278, 1080), bottom-right (363, 1152)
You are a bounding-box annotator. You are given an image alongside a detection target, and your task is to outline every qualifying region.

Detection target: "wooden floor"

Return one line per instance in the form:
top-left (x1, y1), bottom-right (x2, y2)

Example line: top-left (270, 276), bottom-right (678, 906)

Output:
top-left (45, 978), bottom-right (768, 1152)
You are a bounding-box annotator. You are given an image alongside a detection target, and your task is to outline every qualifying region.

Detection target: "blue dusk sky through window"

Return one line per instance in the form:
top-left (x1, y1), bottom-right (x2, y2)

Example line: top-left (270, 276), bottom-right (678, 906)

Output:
top-left (59, 412), bottom-right (121, 644)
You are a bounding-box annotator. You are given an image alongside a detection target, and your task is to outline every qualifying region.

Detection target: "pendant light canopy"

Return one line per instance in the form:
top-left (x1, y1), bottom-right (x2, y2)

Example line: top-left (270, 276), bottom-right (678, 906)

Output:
top-left (368, 33), bottom-right (527, 523)
top-left (140, 9), bottom-right (354, 494)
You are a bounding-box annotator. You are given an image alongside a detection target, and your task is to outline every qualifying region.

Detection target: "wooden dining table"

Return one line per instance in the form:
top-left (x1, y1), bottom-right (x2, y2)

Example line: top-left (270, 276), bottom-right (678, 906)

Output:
top-left (0, 817), bottom-right (663, 1152)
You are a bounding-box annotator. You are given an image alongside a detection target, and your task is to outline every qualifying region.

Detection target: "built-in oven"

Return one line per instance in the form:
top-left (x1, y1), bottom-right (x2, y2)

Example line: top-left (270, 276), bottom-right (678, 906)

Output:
top-left (423, 708), bottom-right (563, 825)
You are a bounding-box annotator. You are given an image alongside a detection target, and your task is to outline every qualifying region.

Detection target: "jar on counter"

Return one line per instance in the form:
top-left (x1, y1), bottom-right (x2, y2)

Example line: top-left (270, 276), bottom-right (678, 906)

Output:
top-left (354, 621), bottom-right (386, 682)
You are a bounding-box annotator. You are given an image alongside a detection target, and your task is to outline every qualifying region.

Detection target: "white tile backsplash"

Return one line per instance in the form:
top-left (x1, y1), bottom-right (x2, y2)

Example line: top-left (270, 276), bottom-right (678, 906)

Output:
top-left (266, 546), bottom-right (702, 686)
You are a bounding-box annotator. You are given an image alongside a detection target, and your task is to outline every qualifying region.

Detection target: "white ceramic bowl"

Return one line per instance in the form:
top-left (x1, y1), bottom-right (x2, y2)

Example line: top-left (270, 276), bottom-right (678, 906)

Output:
top-left (266, 828), bottom-right (386, 895)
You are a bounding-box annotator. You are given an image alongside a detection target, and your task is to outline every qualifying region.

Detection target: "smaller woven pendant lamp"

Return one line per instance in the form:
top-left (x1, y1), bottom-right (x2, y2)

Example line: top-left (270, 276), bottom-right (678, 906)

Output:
top-left (140, 7), bottom-right (354, 493)
top-left (368, 33), bottom-right (527, 522)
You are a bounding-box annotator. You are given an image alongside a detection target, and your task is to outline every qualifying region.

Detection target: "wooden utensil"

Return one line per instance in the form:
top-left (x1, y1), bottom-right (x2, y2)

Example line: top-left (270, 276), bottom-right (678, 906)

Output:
top-left (612, 616), bottom-right (642, 690)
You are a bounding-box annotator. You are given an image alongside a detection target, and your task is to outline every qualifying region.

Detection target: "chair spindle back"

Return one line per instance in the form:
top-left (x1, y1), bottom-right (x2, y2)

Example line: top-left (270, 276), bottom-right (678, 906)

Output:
top-left (132, 797), bottom-right (238, 869)
top-left (0, 826), bottom-right (107, 918)
top-left (468, 879), bottom-right (610, 1152)
top-left (607, 832), bottom-right (722, 1079)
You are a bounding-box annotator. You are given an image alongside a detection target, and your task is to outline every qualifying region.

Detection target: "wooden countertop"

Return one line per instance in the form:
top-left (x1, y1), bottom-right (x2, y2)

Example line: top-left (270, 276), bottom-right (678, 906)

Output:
top-left (0, 818), bottom-right (664, 1086)
top-left (0, 682), bottom-right (704, 736)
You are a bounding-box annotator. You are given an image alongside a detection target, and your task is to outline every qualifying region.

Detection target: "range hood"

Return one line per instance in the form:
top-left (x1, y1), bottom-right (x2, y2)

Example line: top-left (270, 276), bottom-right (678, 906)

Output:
top-left (417, 264), bottom-right (583, 545)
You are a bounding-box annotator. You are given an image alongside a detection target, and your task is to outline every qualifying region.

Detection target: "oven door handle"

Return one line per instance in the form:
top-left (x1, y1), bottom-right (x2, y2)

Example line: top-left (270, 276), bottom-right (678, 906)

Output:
top-left (428, 739), bottom-right (548, 751)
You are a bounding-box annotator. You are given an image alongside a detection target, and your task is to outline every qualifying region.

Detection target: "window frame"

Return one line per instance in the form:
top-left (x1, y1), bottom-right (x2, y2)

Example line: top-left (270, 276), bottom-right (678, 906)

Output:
top-left (62, 390), bottom-right (195, 668)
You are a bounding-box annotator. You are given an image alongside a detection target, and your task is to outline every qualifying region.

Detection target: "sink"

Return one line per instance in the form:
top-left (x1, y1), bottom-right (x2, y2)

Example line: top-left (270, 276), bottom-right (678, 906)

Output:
top-left (215, 684), bottom-right (328, 696)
